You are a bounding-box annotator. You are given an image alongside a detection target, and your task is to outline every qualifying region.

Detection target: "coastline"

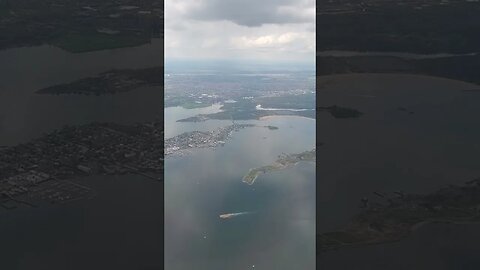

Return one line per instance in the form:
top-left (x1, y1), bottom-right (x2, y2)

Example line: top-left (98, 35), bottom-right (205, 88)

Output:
top-left (259, 115), bottom-right (316, 121)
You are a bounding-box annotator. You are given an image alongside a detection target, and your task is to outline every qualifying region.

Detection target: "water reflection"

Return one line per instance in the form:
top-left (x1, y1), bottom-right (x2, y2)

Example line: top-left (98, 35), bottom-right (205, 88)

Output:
top-left (0, 40), bottom-right (163, 145)
top-left (165, 110), bottom-right (315, 270)
top-left (0, 175), bottom-right (163, 270)
top-left (164, 104), bottom-right (224, 138)
top-left (317, 74), bottom-right (480, 267)
top-left (0, 43), bottom-right (164, 269)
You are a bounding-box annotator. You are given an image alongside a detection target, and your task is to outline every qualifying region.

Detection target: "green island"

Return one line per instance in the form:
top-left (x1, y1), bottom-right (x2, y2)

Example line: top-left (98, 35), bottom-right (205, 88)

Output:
top-left (51, 32), bottom-right (151, 53)
top-left (242, 148), bottom-right (316, 185)
top-left (318, 178), bottom-right (480, 252)
top-left (36, 67), bottom-right (162, 95)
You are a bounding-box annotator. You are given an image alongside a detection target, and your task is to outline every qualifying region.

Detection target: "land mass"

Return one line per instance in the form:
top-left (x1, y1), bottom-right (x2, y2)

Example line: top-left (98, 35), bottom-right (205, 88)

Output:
top-left (165, 124), bottom-right (278, 156)
top-left (0, 121), bottom-right (164, 210)
top-left (317, 0), bottom-right (480, 54)
top-left (242, 148), bottom-right (316, 185)
top-left (176, 97), bottom-right (361, 122)
top-left (164, 72), bottom-right (316, 111)
top-left (36, 67), bottom-right (163, 95)
top-left (318, 178), bottom-right (480, 252)
top-left (317, 0), bottom-right (480, 85)
top-left (318, 54), bottom-right (480, 85)
top-left (177, 105), bottom-right (360, 122)
top-left (0, 0), bottom-right (163, 52)
top-left (176, 109), bottom-right (316, 122)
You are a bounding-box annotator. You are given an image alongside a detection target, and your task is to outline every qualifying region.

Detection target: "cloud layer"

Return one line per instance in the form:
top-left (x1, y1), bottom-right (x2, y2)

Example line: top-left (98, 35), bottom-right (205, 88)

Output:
top-left (165, 0), bottom-right (315, 63)
top-left (187, 0), bottom-right (314, 27)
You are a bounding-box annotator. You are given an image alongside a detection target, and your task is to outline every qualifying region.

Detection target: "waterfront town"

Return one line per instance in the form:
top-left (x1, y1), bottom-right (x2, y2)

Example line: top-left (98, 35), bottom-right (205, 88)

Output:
top-left (1, 121), bottom-right (275, 209)
top-left (0, 121), bottom-right (164, 210)
top-left (165, 124), bottom-right (256, 156)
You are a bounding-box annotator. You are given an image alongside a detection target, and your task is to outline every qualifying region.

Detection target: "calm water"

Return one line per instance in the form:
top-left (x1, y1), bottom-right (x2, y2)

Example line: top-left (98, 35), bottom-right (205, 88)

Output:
top-left (0, 39), bottom-right (163, 145)
top-left (164, 104), bottom-right (226, 138)
top-left (318, 223), bottom-right (480, 270)
top-left (317, 74), bottom-right (480, 230)
top-left (0, 43), bottom-right (163, 269)
top-left (2, 39), bottom-right (480, 269)
top-left (317, 74), bottom-right (480, 268)
top-left (0, 175), bottom-right (163, 270)
top-left (165, 109), bottom-right (316, 270)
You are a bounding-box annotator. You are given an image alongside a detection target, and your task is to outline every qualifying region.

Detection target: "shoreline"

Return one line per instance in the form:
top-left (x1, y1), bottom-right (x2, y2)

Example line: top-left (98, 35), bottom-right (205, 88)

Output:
top-left (259, 115), bottom-right (316, 121)
top-left (316, 73), bottom-right (480, 86)
top-left (242, 149), bottom-right (316, 185)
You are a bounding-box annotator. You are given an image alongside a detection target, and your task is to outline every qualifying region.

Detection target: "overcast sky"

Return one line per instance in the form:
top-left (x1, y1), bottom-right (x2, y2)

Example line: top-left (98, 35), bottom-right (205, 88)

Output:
top-left (165, 0), bottom-right (315, 65)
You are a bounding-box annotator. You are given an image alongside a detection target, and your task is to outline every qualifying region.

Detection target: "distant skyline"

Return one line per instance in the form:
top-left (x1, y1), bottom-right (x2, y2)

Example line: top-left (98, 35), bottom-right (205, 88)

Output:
top-left (165, 0), bottom-right (315, 65)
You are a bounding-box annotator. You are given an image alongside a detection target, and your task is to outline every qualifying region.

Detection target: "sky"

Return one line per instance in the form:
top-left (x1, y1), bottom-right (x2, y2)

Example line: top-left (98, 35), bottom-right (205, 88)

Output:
top-left (165, 0), bottom-right (315, 65)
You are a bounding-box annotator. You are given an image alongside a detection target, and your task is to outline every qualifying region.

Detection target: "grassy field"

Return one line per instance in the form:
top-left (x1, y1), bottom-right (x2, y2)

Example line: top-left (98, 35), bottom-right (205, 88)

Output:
top-left (180, 102), bottom-right (212, 109)
top-left (50, 32), bottom-right (150, 53)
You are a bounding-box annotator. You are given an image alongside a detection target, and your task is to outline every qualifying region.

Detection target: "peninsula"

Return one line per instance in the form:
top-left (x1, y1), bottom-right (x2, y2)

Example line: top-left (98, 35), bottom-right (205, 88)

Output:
top-left (36, 67), bottom-right (163, 96)
top-left (165, 124), bottom-right (278, 156)
top-left (242, 148), bottom-right (316, 185)
top-left (318, 178), bottom-right (480, 252)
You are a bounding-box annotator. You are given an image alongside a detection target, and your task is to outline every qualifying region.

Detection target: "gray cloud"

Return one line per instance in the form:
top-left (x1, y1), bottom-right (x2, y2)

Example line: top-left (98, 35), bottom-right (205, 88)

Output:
top-left (186, 0), bottom-right (313, 27)
top-left (165, 0), bottom-right (315, 63)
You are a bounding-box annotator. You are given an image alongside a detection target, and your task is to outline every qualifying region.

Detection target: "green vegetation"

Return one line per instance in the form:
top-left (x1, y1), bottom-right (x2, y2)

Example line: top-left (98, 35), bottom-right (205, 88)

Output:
top-left (220, 99), bottom-right (257, 111)
top-left (180, 102), bottom-right (212, 109)
top-left (318, 2), bottom-right (480, 54)
top-left (177, 96), bottom-right (320, 122)
top-left (317, 1), bottom-right (480, 85)
top-left (318, 178), bottom-right (480, 252)
top-left (318, 55), bottom-right (480, 85)
top-left (36, 67), bottom-right (162, 95)
top-left (50, 32), bottom-right (150, 53)
top-left (165, 96), bottom-right (214, 109)
top-left (256, 92), bottom-right (315, 110)
top-left (243, 169), bottom-right (262, 185)
top-left (242, 149), bottom-right (316, 185)
top-left (0, 0), bottom-right (162, 52)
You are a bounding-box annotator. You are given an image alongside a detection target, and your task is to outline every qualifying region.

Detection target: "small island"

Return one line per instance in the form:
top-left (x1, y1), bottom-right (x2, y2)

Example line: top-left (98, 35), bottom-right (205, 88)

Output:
top-left (242, 148), bottom-right (316, 185)
top-left (36, 67), bottom-right (163, 96)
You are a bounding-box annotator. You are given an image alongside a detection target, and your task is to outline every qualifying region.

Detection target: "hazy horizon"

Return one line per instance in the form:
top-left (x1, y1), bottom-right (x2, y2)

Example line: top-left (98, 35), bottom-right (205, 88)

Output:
top-left (165, 58), bottom-right (315, 73)
top-left (165, 0), bottom-right (315, 64)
